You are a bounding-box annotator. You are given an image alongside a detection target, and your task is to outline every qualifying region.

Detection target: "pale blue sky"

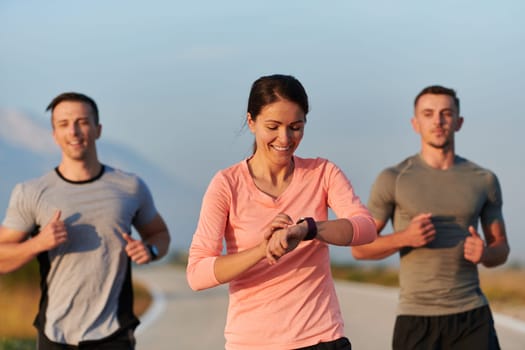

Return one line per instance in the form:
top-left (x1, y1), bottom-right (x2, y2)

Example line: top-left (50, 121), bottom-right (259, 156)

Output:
top-left (1, 1), bottom-right (524, 263)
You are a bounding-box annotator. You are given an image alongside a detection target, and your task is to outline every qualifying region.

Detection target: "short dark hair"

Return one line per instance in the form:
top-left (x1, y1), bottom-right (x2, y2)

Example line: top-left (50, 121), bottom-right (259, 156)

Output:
top-left (46, 92), bottom-right (99, 125)
top-left (247, 74), bottom-right (309, 120)
top-left (414, 85), bottom-right (460, 113)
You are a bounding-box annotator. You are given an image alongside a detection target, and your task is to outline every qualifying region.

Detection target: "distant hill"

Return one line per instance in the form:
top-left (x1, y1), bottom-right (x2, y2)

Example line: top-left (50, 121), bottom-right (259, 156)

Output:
top-left (0, 108), bottom-right (201, 253)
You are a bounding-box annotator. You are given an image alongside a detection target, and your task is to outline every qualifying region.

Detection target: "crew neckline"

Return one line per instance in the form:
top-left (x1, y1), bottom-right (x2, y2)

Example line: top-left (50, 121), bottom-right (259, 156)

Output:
top-left (54, 165), bottom-right (106, 184)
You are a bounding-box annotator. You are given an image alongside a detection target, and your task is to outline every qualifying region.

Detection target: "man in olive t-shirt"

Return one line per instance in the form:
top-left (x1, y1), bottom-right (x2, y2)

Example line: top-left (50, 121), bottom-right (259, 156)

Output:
top-left (352, 85), bottom-right (510, 350)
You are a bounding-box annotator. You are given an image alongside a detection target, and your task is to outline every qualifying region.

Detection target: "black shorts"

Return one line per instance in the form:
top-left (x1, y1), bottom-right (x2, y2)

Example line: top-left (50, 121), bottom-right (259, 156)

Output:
top-left (295, 336), bottom-right (352, 350)
top-left (393, 305), bottom-right (500, 350)
top-left (37, 328), bottom-right (135, 350)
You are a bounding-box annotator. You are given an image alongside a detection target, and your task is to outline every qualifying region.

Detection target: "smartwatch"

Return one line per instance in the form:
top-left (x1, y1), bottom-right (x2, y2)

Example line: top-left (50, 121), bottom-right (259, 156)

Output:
top-left (296, 217), bottom-right (317, 241)
top-left (146, 243), bottom-right (159, 261)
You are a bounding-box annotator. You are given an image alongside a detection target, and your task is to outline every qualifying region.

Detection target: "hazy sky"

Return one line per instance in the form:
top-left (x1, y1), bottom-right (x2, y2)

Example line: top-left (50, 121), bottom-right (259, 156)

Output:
top-left (1, 1), bottom-right (524, 263)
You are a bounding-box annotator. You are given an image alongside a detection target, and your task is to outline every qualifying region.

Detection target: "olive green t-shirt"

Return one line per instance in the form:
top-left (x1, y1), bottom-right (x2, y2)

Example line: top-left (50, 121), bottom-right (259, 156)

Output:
top-left (368, 154), bottom-right (503, 316)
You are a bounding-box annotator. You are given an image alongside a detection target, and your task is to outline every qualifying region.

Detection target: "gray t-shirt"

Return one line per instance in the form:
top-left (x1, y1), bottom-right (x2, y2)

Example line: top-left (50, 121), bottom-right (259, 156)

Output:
top-left (368, 154), bottom-right (503, 316)
top-left (2, 165), bottom-right (158, 344)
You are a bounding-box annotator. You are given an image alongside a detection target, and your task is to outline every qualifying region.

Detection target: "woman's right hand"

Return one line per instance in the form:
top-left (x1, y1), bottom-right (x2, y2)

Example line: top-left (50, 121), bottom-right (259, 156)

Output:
top-left (261, 213), bottom-right (293, 262)
top-left (265, 223), bottom-right (306, 265)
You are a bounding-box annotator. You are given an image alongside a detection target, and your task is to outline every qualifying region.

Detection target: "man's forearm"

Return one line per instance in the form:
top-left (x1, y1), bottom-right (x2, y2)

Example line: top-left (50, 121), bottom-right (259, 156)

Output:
top-left (0, 240), bottom-right (40, 274)
top-left (482, 240), bottom-right (510, 267)
top-left (351, 233), bottom-right (402, 260)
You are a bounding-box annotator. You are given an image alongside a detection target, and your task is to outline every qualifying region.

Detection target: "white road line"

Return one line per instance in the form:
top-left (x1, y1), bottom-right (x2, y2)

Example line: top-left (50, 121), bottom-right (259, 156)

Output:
top-left (494, 313), bottom-right (525, 334)
top-left (135, 278), bottom-right (166, 335)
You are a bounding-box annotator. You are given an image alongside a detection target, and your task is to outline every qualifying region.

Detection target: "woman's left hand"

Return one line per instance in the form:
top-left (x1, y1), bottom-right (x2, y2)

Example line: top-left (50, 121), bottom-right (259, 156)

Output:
top-left (266, 224), bottom-right (306, 264)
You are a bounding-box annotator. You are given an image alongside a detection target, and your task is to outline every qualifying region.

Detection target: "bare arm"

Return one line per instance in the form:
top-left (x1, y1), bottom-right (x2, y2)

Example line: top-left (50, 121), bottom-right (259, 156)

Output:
top-left (123, 214), bottom-right (171, 264)
top-left (0, 227), bottom-right (37, 274)
top-left (0, 210), bottom-right (67, 274)
top-left (266, 216), bottom-right (377, 263)
top-left (317, 219), bottom-right (355, 246)
top-left (351, 219), bottom-right (401, 260)
top-left (269, 218), bottom-right (358, 250)
top-left (352, 213), bottom-right (436, 260)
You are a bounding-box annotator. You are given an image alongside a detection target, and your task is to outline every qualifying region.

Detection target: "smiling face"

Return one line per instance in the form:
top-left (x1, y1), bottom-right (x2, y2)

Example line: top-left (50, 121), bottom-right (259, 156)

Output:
top-left (52, 100), bottom-right (101, 162)
top-left (412, 93), bottom-right (463, 150)
top-left (247, 98), bottom-right (305, 167)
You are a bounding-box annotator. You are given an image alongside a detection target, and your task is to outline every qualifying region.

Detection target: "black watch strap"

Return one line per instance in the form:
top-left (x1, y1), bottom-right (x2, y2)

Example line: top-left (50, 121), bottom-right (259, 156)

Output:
top-left (147, 244), bottom-right (159, 260)
top-left (296, 217), bottom-right (317, 241)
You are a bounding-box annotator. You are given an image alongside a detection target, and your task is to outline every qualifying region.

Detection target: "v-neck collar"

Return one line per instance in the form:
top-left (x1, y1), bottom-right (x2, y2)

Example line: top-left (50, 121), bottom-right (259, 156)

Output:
top-left (241, 156), bottom-right (298, 205)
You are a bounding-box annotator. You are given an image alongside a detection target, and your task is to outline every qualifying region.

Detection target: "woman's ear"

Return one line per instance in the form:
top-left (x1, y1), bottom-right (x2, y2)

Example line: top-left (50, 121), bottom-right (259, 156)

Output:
top-left (247, 113), bottom-right (256, 133)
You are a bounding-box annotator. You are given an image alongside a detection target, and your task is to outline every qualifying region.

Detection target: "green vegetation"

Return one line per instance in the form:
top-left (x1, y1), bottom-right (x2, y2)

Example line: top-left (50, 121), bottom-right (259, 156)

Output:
top-left (0, 259), bottom-right (40, 288)
top-left (0, 339), bottom-right (35, 350)
top-left (331, 263), bottom-right (399, 287)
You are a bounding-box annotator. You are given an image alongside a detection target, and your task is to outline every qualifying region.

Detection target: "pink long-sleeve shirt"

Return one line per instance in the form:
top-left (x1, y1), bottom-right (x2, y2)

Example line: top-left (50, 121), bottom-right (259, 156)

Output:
top-left (187, 156), bottom-right (376, 349)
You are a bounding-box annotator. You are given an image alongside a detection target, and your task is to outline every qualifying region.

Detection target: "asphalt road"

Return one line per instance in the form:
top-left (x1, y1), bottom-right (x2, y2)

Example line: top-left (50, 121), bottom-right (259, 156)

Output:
top-left (134, 264), bottom-right (525, 349)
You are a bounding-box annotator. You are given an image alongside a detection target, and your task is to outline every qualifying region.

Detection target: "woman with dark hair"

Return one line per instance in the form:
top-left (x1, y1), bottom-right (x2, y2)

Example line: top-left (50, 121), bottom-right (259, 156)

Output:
top-left (187, 74), bottom-right (376, 349)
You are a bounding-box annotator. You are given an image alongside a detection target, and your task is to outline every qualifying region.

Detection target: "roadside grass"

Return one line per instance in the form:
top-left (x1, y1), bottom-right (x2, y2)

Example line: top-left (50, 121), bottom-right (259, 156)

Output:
top-left (331, 263), bottom-right (399, 287)
top-left (478, 266), bottom-right (525, 316)
top-left (0, 260), bottom-right (152, 349)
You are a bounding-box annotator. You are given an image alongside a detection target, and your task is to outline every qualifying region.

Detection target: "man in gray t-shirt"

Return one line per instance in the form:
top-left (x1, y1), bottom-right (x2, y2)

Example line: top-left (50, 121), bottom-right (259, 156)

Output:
top-left (0, 92), bottom-right (171, 349)
top-left (352, 86), bottom-right (509, 350)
